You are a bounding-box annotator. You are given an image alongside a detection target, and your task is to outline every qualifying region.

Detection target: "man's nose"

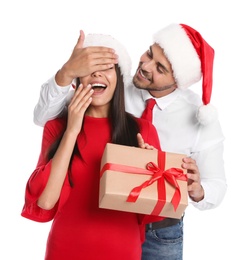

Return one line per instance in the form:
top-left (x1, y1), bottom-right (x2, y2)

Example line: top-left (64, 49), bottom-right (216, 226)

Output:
top-left (141, 59), bottom-right (155, 71)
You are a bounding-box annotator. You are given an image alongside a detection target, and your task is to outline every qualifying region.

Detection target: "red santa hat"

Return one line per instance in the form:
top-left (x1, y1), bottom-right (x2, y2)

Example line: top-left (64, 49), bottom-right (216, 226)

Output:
top-left (153, 23), bottom-right (217, 125)
top-left (83, 34), bottom-right (132, 88)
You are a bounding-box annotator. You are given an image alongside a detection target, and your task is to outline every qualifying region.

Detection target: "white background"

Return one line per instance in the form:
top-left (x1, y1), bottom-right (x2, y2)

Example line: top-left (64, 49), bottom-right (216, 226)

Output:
top-left (0, 0), bottom-right (248, 259)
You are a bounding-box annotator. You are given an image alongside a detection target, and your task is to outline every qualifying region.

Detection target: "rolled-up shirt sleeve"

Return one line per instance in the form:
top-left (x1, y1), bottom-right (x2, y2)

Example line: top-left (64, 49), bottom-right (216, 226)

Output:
top-left (190, 121), bottom-right (227, 210)
top-left (33, 76), bottom-right (73, 126)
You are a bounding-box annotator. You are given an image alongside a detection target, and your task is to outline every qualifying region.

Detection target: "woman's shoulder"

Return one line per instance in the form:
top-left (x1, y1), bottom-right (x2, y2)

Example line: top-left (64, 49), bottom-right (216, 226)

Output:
top-left (44, 116), bottom-right (67, 135)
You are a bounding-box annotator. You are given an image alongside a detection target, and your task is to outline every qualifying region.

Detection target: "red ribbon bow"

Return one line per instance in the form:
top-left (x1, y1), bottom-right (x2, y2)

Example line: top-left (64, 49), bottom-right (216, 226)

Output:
top-left (127, 161), bottom-right (186, 215)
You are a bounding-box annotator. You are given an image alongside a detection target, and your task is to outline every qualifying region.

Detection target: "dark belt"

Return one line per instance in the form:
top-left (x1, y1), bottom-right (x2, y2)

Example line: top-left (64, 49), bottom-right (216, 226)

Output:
top-left (146, 218), bottom-right (181, 232)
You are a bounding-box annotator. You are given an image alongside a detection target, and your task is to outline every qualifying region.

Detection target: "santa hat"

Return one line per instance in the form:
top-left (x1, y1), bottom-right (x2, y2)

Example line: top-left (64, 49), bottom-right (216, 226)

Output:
top-left (83, 34), bottom-right (132, 88)
top-left (153, 23), bottom-right (217, 125)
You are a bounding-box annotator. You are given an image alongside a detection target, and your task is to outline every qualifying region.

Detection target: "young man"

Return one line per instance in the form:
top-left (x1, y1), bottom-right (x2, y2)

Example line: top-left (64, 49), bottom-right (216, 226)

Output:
top-left (33, 24), bottom-right (227, 260)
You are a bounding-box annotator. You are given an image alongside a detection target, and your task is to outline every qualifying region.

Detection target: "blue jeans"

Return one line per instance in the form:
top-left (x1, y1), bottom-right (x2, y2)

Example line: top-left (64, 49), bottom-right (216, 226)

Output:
top-left (142, 218), bottom-right (183, 260)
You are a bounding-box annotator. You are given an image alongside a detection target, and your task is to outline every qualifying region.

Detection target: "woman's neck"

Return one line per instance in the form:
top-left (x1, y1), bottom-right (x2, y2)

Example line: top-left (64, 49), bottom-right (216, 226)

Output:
top-left (85, 105), bottom-right (109, 118)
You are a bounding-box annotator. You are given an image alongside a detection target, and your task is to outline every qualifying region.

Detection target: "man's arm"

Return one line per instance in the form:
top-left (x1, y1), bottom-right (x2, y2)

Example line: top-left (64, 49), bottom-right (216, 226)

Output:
top-left (33, 76), bottom-right (73, 126)
top-left (189, 121), bottom-right (227, 210)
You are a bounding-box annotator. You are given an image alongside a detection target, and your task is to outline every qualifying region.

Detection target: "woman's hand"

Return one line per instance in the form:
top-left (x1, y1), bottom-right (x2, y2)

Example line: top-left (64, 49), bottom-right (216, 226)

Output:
top-left (66, 84), bottom-right (94, 135)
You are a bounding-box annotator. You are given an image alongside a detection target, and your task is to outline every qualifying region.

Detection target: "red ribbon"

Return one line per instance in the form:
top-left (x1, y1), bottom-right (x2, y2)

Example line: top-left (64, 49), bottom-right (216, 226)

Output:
top-left (100, 150), bottom-right (187, 216)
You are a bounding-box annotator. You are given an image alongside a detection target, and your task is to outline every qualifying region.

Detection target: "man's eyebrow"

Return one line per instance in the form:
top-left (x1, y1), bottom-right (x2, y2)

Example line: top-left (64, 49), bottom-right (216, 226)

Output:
top-left (158, 62), bottom-right (169, 73)
top-left (149, 46), bottom-right (153, 58)
top-left (151, 45), bottom-right (169, 73)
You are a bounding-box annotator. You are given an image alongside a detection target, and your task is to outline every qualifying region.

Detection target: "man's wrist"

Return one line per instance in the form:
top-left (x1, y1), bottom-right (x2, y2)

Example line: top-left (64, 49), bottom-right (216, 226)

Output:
top-left (189, 186), bottom-right (205, 202)
top-left (55, 68), bottom-right (74, 87)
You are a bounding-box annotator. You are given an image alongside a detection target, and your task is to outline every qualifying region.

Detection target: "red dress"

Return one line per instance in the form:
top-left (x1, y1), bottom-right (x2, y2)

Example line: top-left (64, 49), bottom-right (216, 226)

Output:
top-left (21, 116), bottom-right (161, 260)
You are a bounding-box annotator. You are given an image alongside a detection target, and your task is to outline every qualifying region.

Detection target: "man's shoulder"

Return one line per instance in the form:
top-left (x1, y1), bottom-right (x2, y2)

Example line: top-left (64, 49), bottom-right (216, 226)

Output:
top-left (178, 88), bottom-right (202, 107)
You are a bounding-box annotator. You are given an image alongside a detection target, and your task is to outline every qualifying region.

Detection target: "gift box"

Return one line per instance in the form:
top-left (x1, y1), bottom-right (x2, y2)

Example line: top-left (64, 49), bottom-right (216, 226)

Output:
top-left (99, 143), bottom-right (188, 219)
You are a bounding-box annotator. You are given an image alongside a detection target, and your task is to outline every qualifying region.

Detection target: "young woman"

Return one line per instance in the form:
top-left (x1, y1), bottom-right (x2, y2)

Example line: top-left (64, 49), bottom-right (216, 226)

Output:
top-left (21, 34), bottom-right (161, 260)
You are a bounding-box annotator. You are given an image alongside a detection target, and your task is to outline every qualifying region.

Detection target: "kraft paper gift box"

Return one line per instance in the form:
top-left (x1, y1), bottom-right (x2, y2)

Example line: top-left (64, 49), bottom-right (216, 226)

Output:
top-left (99, 143), bottom-right (188, 219)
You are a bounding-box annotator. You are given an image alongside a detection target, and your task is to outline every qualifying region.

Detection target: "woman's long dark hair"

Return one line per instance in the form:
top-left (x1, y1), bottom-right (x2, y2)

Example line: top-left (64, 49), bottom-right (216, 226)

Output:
top-left (47, 65), bottom-right (140, 186)
top-left (110, 65), bottom-right (140, 146)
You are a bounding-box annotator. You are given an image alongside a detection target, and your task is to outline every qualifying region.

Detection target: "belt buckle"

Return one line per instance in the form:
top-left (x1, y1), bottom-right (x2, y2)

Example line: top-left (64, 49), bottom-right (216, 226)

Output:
top-left (145, 223), bottom-right (152, 232)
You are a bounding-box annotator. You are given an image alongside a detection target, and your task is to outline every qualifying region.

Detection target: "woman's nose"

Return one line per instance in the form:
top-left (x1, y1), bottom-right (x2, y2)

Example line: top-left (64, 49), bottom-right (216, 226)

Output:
top-left (92, 70), bottom-right (103, 77)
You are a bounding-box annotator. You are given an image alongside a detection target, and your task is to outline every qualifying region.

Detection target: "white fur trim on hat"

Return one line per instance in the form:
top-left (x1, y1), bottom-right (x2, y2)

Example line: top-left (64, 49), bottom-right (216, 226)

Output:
top-left (153, 24), bottom-right (201, 89)
top-left (83, 34), bottom-right (132, 87)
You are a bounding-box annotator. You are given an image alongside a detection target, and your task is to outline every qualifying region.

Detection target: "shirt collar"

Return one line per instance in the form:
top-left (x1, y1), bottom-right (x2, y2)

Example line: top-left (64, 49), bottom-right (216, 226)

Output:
top-left (141, 88), bottom-right (181, 110)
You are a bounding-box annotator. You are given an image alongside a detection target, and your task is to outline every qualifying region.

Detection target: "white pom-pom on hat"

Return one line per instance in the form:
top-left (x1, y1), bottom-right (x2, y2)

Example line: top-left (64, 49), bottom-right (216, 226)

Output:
top-left (153, 23), bottom-right (218, 125)
top-left (197, 104), bottom-right (218, 126)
